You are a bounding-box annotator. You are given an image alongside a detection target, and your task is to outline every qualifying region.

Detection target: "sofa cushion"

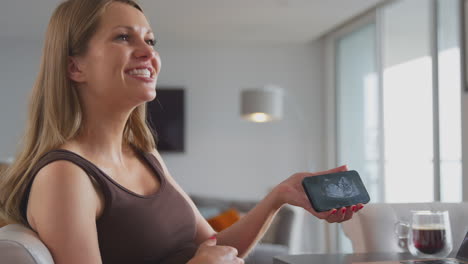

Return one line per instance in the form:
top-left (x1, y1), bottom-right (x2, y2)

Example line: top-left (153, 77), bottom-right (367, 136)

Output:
top-left (0, 224), bottom-right (54, 264)
top-left (207, 208), bottom-right (241, 232)
top-left (0, 240), bottom-right (38, 264)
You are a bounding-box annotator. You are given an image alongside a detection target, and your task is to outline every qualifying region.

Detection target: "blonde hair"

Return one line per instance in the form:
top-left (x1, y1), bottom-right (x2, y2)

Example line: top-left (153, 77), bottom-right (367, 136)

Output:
top-left (0, 0), bottom-right (155, 225)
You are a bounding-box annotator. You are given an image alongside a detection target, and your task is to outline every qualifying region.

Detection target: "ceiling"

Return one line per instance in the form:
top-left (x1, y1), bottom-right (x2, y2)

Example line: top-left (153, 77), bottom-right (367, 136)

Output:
top-left (0, 0), bottom-right (387, 45)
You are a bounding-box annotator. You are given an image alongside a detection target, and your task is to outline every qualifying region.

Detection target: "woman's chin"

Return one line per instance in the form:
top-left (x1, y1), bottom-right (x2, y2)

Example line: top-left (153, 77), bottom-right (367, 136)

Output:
top-left (133, 84), bottom-right (157, 102)
top-left (121, 83), bottom-right (157, 106)
top-left (139, 91), bottom-right (156, 103)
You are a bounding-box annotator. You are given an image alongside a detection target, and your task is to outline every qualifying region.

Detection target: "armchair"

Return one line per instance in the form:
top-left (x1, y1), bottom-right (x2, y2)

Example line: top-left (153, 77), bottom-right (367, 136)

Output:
top-left (0, 224), bottom-right (53, 264)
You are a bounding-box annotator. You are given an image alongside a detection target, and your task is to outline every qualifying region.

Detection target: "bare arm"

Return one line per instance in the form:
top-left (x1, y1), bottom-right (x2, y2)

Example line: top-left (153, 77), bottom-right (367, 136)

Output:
top-left (215, 189), bottom-right (282, 257)
top-left (27, 160), bottom-right (103, 264)
top-left (151, 150), bottom-right (363, 259)
top-left (215, 167), bottom-right (364, 257)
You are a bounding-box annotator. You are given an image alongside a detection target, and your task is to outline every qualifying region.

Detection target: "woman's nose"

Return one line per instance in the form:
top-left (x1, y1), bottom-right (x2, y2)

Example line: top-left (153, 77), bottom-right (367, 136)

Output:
top-left (133, 40), bottom-right (155, 60)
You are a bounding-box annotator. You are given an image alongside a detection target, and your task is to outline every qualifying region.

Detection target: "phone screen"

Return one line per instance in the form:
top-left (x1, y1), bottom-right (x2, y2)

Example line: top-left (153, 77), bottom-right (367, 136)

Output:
top-left (302, 170), bottom-right (370, 212)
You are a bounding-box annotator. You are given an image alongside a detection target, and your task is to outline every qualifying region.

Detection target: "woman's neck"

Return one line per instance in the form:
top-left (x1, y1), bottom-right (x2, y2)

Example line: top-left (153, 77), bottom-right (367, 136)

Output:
top-left (70, 107), bottom-right (134, 165)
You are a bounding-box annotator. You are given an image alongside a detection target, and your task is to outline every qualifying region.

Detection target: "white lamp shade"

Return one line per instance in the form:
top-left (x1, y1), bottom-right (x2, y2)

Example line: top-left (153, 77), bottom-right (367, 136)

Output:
top-left (241, 85), bottom-right (284, 122)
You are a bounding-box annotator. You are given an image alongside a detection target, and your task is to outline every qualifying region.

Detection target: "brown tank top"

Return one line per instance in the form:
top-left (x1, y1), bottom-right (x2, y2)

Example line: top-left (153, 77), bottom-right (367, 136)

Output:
top-left (21, 149), bottom-right (198, 264)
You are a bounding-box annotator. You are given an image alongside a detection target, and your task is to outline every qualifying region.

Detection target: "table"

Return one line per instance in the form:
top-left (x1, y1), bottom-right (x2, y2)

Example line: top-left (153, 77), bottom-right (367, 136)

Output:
top-left (274, 252), bottom-right (457, 264)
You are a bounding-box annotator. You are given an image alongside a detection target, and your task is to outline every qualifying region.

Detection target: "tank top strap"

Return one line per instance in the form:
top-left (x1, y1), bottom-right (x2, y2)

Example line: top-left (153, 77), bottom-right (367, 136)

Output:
top-left (33, 149), bottom-right (106, 180)
top-left (136, 149), bottom-right (166, 180)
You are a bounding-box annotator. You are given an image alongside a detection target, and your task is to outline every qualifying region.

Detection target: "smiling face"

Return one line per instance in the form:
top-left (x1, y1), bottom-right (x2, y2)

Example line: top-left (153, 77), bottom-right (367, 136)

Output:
top-left (69, 2), bottom-right (161, 109)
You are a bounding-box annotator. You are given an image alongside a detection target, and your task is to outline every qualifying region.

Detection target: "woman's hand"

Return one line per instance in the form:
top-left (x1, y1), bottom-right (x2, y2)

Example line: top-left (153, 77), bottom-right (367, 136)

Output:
top-left (273, 165), bottom-right (364, 223)
top-left (188, 237), bottom-right (244, 264)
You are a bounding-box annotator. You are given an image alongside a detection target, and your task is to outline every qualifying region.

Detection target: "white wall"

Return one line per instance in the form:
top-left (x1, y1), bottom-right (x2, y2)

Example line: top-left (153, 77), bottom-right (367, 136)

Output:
top-left (0, 37), bottom-right (326, 200)
top-left (463, 88), bottom-right (468, 201)
top-left (0, 37), bottom-right (42, 163)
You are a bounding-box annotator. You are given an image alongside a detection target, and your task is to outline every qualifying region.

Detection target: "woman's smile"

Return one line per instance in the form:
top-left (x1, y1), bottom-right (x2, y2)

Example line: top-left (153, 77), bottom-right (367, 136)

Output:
top-left (124, 66), bottom-right (157, 84)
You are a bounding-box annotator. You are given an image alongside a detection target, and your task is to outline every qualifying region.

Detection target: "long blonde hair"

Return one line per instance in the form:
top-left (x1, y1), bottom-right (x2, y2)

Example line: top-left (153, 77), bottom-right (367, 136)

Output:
top-left (0, 0), bottom-right (155, 225)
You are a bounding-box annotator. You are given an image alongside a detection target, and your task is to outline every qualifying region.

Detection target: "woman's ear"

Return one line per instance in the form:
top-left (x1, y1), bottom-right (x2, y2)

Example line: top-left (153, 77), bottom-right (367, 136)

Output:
top-left (68, 56), bottom-right (86, 83)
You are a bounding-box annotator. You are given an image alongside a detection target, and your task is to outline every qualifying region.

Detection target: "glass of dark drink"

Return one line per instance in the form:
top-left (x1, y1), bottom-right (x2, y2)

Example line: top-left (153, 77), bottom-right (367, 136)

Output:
top-left (407, 211), bottom-right (452, 258)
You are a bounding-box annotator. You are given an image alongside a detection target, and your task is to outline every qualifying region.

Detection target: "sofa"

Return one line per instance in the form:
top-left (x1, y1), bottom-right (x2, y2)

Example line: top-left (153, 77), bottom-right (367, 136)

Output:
top-left (0, 224), bottom-right (54, 264)
top-left (190, 195), bottom-right (298, 264)
top-left (0, 195), bottom-right (298, 264)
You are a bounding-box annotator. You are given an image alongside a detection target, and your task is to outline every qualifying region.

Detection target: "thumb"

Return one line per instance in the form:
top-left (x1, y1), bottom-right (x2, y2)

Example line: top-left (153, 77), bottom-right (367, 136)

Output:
top-left (201, 236), bottom-right (217, 247)
top-left (330, 165), bottom-right (348, 172)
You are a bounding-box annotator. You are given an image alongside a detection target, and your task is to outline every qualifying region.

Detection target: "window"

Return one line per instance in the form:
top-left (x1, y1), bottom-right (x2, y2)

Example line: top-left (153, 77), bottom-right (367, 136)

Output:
top-left (332, 0), bottom-right (462, 204)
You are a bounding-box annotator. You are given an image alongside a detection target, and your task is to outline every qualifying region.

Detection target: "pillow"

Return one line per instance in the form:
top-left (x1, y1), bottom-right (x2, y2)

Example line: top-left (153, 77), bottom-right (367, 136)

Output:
top-left (207, 208), bottom-right (241, 232)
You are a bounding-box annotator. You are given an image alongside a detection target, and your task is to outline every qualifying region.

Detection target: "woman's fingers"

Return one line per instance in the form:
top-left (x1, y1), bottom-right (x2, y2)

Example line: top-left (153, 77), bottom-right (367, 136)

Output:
top-left (323, 207), bottom-right (348, 223)
top-left (234, 258), bottom-right (245, 264)
top-left (299, 165), bottom-right (349, 180)
top-left (342, 206), bottom-right (354, 222)
top-left (308, 203), bottom-right (364, 223)
top-left (315, 165), bottom-right (348, 176)
top-left (228, 246), bottom-right (238, 257)
top-left (316, 210), bottom-right (335, 219)
top-left (198, 237), bottom-right (217, 248)
top-left (194, 237), bottom-right (242, 264)
top-left (355, 203), bottom-right (365, 212)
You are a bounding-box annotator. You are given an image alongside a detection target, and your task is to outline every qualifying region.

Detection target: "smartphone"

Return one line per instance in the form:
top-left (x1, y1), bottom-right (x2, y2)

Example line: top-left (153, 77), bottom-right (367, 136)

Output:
top-left (302, 170), bottom-right (370, 212)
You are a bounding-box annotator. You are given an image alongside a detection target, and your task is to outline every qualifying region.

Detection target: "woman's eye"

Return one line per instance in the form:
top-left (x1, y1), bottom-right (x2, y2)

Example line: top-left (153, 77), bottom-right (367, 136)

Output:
top-left (116, 34), bottom-right (129, 41)
top-left (116, 34), bottom-right (156, 47)
top-left (146, 39), bottom-right (157, 46)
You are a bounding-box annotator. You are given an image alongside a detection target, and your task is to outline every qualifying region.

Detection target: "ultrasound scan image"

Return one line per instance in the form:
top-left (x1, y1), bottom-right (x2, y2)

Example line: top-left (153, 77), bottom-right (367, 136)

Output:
top-left (321, 177), bottom-right (360, 198)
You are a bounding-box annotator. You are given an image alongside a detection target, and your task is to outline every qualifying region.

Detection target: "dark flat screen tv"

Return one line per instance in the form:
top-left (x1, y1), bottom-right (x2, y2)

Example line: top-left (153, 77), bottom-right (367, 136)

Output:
top-left (146, 88), bottom-right (185, 152)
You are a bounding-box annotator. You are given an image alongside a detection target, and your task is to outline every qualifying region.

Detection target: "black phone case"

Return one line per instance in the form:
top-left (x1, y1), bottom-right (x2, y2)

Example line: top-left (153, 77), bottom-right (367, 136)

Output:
top-left (302, 170), bottom-right (370, 212)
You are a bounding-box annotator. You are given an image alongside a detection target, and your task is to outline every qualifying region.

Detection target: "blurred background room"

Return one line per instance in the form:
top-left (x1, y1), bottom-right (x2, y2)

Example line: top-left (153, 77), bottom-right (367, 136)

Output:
top-left (1, 0), bottom-right (468, 260)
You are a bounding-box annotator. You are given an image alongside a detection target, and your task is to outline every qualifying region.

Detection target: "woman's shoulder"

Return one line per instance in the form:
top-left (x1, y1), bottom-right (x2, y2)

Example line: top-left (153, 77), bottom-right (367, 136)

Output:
top-left (35, 157), bottom-right (88, 180)
top-left (31, 156), bottom-right (100, 207)
top-left (147, 148), bottom-right (169, 172)
top-left (27, 157), bottom-right (102, 227)
top-left (31, 145), bottom-right (96, 179)
top-left (26, 158), bottom-right (103, 262)
top-left (148, 148), bottom-right (167, 165)
top-left (31, 144), bottom-right (104, 194)
top-left (27, 143), bottom-right (103, 218)
top-left (32, 142), bottom-right (90, 181)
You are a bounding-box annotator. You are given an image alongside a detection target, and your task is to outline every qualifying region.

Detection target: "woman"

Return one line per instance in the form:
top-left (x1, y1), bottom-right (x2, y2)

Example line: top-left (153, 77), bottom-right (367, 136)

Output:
top-left (0, 0), bottom-right (363, 263)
